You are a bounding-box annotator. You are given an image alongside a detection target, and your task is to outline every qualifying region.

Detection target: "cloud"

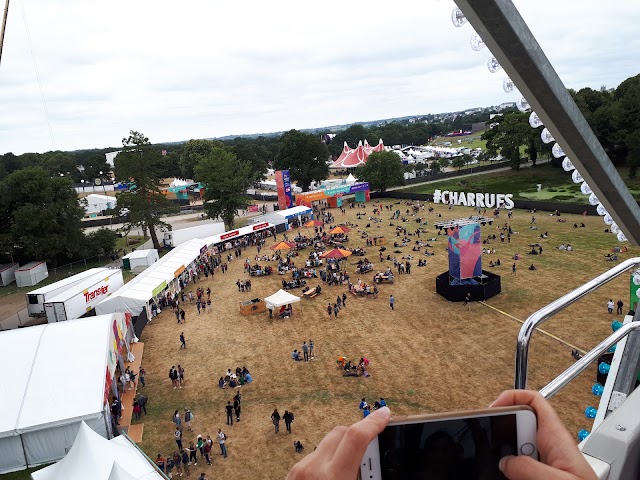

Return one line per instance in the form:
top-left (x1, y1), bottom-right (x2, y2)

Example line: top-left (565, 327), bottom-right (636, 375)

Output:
top-left (0, 0), bottom-right (638, 153)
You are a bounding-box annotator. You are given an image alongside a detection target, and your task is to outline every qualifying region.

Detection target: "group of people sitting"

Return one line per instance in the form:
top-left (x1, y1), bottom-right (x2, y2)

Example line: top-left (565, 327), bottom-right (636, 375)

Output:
top-left (351, 247), bottom-right (366, 256)
top-left (292, 267), bottom-right (317, 279)
top-left (282, 278), bottom-right (307, 290)
top-left (338, 356), bottom-right (370, 377)
top-left (558, 244), bottom-right (574, 251)
top-left (218, 367), bottom-right (252, 389)
top-left (373, 268), bottom-right (395, 283)
top-left (272, 304), bottom-right (294, 318)
top-left (488, 259), bottom-right (502, 267)
top-left (356, 259), bottom-right (374, 273)
top-left (350, 281), bottom-right (379, 297)
top-left (249, 264), bottom-right (273, 276)
top-left (417, 259), bottom-right (427, 267)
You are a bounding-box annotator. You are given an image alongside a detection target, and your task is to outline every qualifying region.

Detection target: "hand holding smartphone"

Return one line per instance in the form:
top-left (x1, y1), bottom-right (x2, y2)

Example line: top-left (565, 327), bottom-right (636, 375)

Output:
top-left (361, 406), bottom-right (537, 480)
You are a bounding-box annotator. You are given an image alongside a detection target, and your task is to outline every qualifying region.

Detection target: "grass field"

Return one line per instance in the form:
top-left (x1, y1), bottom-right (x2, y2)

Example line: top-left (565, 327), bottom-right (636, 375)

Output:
top-left (400, 163), bottom-right (640, 203)
top-left (131, 198), bottom-right (637, 479)
top-left (430, 132), bottom-right (487, 150)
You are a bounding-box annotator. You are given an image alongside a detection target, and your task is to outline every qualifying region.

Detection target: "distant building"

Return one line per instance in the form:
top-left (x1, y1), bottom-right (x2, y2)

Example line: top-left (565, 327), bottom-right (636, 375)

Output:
top-left (471, 122), bottom-right (486, 132)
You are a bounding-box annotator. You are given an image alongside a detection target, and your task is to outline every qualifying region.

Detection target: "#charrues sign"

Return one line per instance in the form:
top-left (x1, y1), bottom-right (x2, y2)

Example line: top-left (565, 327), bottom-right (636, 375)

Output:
top-left (433, 189), bottom-right (515, 209)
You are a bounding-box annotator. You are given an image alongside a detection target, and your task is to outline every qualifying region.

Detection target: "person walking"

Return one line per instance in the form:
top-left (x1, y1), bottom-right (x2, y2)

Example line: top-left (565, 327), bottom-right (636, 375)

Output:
top-left (283, 410), bottom-right (294, 434)
top-left (139, 367), bottom-right (146, 387)
top-left (233, 396), bottom-right (241, 422)
top-left (342, 293), bottom-right (347, 308)
top-left (180, 332), bottom-right (186, 349)
top-left (187, 440), bottom-right (198, 465)
top-left (132, 400), bottom-right (141, 421)
top-left (512, 263), bottom-right (517, 275)
top-left (389, 295), bottom-right (395, 310)
top-left (136, 393), bottom-right (147, 415)
top-left (333, 303), bottom-right (339, 318)
top-left (616, 299), bottom-right (624, 315)
top-left (181, 449), bottom-right (190, 476)
top-left (185, 408), bottom-right (194, 431)
top-left (172, 451), bottom-right (182, 477)
top-left (463, 292), bottom-right (471, 309)
top-left (226, 401), bottom-right (234, 425)
top-left (327, 303), bottom-right (332, 317)
top-left (302, 341), bottom-right (309, 361)
top-left (174, 427), bottom-right (183, 450)
top-left (217, 429), bottom-right (227, 458)
top-left (607, 299), bottom-right (614, 314)
top-left (203, 437), bottom-right (212, 465)
top-left (271, 409), bottom-right (281, 433)
top-left (173, 410), bottom-right (182, 429)
top-left (309, 339), bottom-right (314, 359)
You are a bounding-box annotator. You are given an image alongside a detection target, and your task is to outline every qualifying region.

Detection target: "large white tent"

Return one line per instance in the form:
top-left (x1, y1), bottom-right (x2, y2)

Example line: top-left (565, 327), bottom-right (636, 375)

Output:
top-left (95, 238), bottom-right (208, 316)
top-left (264, 289), bottom-right (301, 308)
top-left (0, 314), bottom-right (132, 474)
top-left (31, 422), bottom-right (163, 480)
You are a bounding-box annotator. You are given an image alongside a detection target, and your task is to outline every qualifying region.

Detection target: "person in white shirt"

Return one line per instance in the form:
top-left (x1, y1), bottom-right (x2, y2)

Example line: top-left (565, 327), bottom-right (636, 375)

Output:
top-left (607, 299), bottom-right (614, 314)
top-left (217, 429), bottom-right (227, 458)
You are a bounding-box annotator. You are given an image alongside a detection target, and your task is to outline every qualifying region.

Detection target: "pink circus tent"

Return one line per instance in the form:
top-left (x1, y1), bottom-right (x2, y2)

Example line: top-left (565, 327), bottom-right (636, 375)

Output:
top-left (330, 139), bottom-right (384, 169)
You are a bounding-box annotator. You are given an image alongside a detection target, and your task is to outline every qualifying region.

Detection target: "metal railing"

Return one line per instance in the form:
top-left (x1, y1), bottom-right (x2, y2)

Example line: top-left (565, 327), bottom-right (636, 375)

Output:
top-left (539, 322), bottom-right (640, 399)
top-left (515, 257), bottom-right (640, 390)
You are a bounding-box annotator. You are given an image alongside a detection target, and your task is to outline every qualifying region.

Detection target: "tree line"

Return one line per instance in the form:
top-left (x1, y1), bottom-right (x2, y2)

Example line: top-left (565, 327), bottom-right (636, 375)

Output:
top-left (1, 74), bottom-right (638, 265)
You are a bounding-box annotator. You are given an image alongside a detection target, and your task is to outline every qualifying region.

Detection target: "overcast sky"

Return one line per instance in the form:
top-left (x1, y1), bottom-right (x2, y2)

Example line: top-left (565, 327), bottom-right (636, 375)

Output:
top-left (1, 0), bottom-right (639, 154)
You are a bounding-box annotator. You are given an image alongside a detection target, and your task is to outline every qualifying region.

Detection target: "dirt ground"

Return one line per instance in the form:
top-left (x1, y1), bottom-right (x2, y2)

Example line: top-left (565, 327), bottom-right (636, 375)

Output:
top-left (136, 199), bottom-right (636, 479)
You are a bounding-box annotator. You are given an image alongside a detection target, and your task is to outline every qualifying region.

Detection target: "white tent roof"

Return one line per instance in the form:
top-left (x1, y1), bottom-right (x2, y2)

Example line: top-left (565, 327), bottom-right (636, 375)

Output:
top-left (275, 206), bottom-right (312, 219)
top-left (0, 315), bottom-right (121, 438)
top-left (122, 249), bottom-right (157, 260)
top-left (264, 289), bottom-right (301, 308)
top-left (345, 173), bottom-right (357, 183)
top-left (170, 178), bottom-right (193, 187)
top-left (96, 239), bottom-right (207, 315)
top-left (31, 422), bottom-right (163, 480)
top-left (108, 463), bottom-right (138, 480)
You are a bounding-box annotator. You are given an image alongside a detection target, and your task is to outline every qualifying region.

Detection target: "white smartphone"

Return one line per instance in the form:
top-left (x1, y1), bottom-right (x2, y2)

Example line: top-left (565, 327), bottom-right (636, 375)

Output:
top-left (360, 406), bottom-right (537, 480)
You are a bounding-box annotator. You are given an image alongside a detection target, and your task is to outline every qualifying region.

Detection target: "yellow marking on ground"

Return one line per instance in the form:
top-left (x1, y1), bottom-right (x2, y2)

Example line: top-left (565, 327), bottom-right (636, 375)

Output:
top-left (479, 301), bottom-right (587, 354)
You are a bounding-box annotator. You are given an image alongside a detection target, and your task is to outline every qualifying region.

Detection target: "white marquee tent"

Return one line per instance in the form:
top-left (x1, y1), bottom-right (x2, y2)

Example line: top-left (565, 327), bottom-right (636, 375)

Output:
top-left (264, 289), bottom-right (301, 308)
top-left (31, 422), bottom-right (163, 480)
top-left (0, 314), bottom-right (132, 474)
top-left (95, 238), bottom-right (208, 316)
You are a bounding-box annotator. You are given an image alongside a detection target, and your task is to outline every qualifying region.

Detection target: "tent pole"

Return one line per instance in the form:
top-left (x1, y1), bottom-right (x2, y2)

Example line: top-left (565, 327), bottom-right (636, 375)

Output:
top-left (0, 0), bottom-right (9, 68)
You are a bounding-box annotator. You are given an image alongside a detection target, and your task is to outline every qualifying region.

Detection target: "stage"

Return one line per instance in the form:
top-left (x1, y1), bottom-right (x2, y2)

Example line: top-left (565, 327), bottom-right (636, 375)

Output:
top-left (435, 270), bottom-right (502, 302)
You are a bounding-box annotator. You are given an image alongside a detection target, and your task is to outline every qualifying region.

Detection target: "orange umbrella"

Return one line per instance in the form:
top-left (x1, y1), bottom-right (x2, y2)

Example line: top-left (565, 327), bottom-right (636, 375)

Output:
top-left (320, 248), bottom-right (353, 259)
top-left (304, 219), bottom-right (324, 227)
top-left (329, 226), bottom-right (349, 235)
top-left (270, 241), bottom-right (296, 251)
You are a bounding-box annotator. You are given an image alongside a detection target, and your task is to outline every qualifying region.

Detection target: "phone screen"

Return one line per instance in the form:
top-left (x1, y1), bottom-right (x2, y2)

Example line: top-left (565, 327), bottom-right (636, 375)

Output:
top-left (376, 414), bottom-right (517, 480)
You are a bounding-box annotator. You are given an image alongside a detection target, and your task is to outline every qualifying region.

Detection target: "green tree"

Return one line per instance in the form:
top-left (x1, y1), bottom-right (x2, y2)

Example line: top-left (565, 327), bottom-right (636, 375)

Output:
top-left (355, 151), bottom-right (404, 193)
top-left (114, 131), bottom-right (176, 250)
top-left (626, 129), bottom-right (640, 178)
top-left (231, 140), bottom-right (268, 183)
top-left (438, 157), bottom-right (451, 170)
top-left (86, 228), bottom-right (118, 257)
top-left (179, 139), bottom-right (222, 179)
top-left (451, 156), bottom-right (466, 170)
top-left (194, 147), bottom-right (253, 229)
top-left (482, 112), bottom-right (528, 169)
top-left (274, 130), bottom-right (329, 191)
top-left (429, 160), bottom-right (443, 173)
top-left (0, 167), bottom-right (85, 264)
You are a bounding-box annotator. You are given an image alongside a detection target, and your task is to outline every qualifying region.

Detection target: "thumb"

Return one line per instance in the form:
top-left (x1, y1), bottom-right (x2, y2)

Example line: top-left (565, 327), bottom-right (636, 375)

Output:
top-left (499, 455), bottom-right (574, 480)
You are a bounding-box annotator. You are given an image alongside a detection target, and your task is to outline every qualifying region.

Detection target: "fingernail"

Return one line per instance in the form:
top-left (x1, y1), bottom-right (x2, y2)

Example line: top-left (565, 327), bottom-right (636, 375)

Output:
top-left (499, 455), bottom-right (514, 472)
top-left (374, 407), bottom-right (390, 418)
